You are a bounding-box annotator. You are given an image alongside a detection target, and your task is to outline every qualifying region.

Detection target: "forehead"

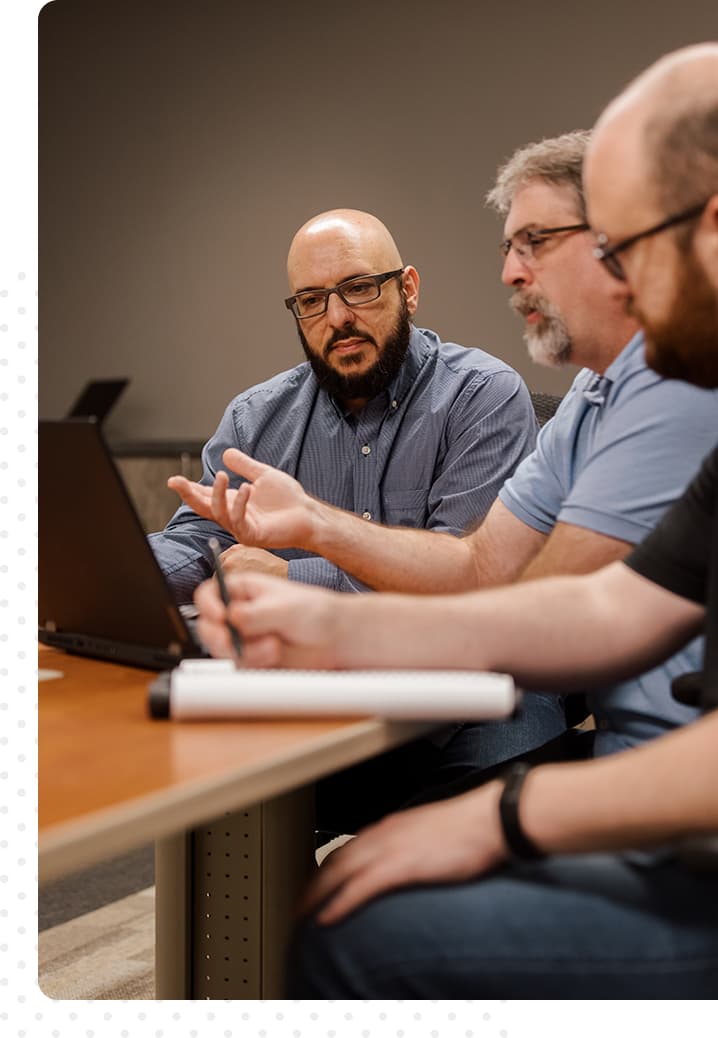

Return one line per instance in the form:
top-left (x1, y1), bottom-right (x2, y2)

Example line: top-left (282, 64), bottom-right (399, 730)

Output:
top-left (504, 179), bottom-right (582, 234)
top-left (288, 225), bottom-right (388, 290)
top-left (585, 118), bottom-right (655, 236)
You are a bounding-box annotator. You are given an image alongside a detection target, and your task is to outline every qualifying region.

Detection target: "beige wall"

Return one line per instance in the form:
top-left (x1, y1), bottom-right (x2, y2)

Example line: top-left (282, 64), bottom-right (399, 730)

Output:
top-left (39, 0), bottom-right (718, 442)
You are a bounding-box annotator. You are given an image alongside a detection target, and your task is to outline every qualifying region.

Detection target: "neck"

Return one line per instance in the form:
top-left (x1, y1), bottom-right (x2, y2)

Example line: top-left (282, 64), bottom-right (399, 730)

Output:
top-left (575, 318), bottom-right (640, 375)
top-left (343, 396), bottom-right (369, 416)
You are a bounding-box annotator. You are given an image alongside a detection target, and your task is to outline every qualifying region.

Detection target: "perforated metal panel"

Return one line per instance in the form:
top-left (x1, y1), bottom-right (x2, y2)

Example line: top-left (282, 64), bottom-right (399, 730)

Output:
top-left (192, 806), bottom-right (263, 997)
top-left (154, 785), bottom-right (315, 999)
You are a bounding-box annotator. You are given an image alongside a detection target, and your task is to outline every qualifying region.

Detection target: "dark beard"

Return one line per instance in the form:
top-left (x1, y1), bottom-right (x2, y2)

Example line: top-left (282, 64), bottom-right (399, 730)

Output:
top-left (297, 295), bottom-right (412, 404)
top-left (641, 247), bottom-right (718, 389)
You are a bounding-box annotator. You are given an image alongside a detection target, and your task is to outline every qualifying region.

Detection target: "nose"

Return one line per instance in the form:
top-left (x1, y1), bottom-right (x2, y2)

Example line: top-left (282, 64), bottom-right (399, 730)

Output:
top-left (501, 246), bottom-right (534, 288)
top-left (325, 289), bottom-right (355, 327)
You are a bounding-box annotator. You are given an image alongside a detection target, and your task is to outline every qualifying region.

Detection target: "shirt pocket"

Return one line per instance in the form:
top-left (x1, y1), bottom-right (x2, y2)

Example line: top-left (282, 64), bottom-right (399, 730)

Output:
top-left (382, 488), bottom-right (430, 527)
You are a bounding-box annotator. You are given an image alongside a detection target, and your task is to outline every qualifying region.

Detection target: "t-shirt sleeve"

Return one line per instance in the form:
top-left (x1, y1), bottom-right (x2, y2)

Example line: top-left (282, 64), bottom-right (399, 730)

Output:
top-left (558, 380), bottom-right (717, 543)
top-left (501, 374), bottom-right (718, 544)
top-left (625, 445), bottom-right (718, 604)
top-left (498, 391), bottom-right (572, 534)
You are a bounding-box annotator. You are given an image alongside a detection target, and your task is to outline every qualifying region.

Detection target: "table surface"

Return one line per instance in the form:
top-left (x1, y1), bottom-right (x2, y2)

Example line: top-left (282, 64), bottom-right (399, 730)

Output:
top-left (39, 646), bottom-right (431, 881)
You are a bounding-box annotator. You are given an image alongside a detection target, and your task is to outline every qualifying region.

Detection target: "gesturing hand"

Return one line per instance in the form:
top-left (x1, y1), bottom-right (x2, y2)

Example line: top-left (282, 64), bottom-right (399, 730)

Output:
top-left (168, 448), bottom-right (316, 550)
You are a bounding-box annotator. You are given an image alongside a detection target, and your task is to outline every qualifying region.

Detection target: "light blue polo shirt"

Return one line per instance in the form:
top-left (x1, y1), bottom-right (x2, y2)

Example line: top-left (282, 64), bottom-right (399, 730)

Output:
top-left (499, 331), bottom-right (718, 754)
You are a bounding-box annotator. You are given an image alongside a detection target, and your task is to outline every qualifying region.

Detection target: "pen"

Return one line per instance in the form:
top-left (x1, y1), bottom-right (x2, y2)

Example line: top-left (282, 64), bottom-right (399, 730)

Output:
top-left (208, 537), bottom-right (243, 660)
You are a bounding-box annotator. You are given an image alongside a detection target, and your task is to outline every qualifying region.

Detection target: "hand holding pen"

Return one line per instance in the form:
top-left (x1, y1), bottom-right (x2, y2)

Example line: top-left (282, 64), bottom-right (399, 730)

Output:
top-left (208, 537), bottom-right (243, 661)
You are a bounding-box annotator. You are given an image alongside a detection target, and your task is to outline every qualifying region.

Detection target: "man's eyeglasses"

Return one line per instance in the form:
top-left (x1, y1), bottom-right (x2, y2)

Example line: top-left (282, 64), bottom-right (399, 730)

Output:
top-left (285, 268), bottom-right (404, 319)
top-left (500, 223), bottom-right (589, 263)
top-left (593, 201), bottom-right (708, 281)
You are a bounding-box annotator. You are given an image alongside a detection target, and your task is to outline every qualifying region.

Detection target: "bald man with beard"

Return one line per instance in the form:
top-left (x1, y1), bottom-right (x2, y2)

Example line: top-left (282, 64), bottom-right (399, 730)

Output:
top-left (150, 207), bottom-right (547, 830)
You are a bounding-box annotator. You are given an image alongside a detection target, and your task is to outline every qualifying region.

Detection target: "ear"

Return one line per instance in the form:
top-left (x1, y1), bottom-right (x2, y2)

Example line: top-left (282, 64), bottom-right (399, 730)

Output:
top-left (400, 265), bottom-right (420, 317)
top-left (694, 195), bottom-right (718, 288)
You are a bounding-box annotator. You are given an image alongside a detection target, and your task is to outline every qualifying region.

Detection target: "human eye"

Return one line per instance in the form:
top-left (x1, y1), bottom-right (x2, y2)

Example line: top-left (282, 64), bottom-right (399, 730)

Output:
top-left (296, 291), bottom-right (323, 313)
top-left (342, 278), bottom-right (375, 299)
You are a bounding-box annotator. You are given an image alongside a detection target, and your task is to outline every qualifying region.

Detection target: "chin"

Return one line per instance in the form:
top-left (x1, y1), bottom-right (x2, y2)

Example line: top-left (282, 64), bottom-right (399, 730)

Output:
top-left (526, 337), bottom-right (571, 369)
top-left (331, 354), bottom-right (371, 374)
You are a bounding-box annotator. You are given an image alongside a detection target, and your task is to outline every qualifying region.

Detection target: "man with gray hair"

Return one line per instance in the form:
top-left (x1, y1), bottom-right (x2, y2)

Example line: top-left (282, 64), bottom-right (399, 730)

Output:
top-left (177, 132), bottom-right (717, 789)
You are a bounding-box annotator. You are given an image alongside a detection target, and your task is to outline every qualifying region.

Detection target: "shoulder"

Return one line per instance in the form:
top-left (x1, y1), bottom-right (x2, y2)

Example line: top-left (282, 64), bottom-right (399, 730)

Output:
top-left (227, 362), bottom-right (316, 415)
top-left (418, 328), bottom-right (523, 382)
top-left (608, 346), bottom-right (718, 427)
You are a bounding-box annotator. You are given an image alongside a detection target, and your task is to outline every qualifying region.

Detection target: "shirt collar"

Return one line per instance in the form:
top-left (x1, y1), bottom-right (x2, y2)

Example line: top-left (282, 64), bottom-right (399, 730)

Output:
top-left (582, 330), bottom-right (645, 407)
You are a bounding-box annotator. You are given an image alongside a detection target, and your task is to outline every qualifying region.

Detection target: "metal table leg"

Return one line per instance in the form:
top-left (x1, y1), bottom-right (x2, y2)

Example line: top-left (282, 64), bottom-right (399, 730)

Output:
top-left (155, 783), bottom-right (315, 999)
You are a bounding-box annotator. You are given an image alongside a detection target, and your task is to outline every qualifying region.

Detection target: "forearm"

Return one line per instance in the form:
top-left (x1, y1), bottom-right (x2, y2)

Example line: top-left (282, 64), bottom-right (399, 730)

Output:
top-left (330, 561), bottom-right (702, 682)
top-left (307, 498), bottom-right (478, 592)
top-left (287, 554), bottom-right (370, 592)
top-left (521, 711), bottom-right (718, 852)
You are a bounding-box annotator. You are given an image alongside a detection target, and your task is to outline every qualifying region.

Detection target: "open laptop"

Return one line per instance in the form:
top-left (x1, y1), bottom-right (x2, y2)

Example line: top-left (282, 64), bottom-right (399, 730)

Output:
top-left (66, 378), bottom-right (129, 423)
top-left (39, 418), bottom-right (207, 669)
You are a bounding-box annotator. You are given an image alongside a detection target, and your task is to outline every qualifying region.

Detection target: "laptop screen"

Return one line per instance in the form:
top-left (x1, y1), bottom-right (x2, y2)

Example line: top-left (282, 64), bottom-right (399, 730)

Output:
top-left (38, 418), bottom-right (201, 668)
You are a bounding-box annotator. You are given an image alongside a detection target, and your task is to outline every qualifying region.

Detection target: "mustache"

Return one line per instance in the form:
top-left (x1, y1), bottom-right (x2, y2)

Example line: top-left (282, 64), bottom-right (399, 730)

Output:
top-left (324, 325), bottom-right (378, 356)
top-left (509, 291), bottom-right (547, 319)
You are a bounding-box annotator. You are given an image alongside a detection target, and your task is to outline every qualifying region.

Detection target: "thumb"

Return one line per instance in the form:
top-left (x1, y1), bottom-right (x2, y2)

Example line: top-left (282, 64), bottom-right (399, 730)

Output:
top-left (222, 448), bottom-right (269, 482)
top-left (225, 570), bottom-right (284, 603)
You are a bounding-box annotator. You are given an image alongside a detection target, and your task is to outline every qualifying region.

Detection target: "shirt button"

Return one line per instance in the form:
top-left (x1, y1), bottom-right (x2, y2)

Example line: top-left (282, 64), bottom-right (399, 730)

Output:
top-left (362, 511), bottom-right (372, 520)
top-left (391, 399), bottom-right (398, 409)
top-left (361, 444), bottom-right (371, 456)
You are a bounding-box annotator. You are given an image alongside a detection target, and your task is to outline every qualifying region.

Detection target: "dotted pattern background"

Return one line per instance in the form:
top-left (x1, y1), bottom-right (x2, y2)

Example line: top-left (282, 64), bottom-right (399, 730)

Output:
top-left (0, 2), bottom-right (713, 1035)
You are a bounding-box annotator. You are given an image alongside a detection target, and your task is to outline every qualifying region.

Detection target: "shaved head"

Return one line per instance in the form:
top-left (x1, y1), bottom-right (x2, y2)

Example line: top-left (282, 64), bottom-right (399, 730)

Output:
top-left (591, 43), bottom-right (718, 214)
top-left (287, 209), bottom-right (404, 288)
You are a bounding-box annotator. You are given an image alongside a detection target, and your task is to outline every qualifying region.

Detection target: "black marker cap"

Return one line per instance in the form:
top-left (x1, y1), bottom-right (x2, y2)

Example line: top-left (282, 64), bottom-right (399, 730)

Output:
top-left (148, 671), bottom-right (172, 719)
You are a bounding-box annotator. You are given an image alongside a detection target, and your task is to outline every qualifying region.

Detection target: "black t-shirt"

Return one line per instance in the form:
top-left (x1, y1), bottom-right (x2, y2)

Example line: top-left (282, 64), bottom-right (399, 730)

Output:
top-left (625, 444), bottom-right (718, 709)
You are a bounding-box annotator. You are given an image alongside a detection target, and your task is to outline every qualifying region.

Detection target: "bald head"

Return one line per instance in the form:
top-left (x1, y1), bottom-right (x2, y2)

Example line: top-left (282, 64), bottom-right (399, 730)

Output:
top-left (590, 43), bottom-right (718, 213)
top-left (287, 209), bottom-right (404, 289)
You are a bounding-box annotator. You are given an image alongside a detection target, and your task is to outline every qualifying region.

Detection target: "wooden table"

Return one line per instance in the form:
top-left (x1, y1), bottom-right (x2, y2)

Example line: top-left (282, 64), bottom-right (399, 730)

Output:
top-left (39, 646), bottom-right (432, 997)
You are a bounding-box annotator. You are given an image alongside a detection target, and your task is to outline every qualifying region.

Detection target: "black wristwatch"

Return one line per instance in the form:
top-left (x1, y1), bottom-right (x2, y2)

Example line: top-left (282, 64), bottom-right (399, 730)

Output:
top-left (498, 762), bottom-right (546, 860)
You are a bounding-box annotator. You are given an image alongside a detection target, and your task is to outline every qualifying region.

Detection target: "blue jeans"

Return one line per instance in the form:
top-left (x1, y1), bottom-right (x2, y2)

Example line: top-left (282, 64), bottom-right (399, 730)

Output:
top-left (287, 854), bottom-right (718, 997)
top-left (316, 692), bottom-right (567, 836)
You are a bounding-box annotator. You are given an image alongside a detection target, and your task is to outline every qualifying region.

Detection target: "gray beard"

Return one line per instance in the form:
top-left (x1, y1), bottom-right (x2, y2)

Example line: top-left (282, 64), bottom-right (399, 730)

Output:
top-left (510, 291), bottom-right (572, 368)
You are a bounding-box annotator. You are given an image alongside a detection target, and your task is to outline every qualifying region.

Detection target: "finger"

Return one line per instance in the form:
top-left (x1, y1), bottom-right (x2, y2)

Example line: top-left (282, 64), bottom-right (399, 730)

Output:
top-left (227, 482), bottom-right (251, 535)
top-left (194, 579), bottom-right (230, 622)
top-left (223, 448), bottom-right (270, 482)
top-left (225, 571), bottom-right (283, 601)
top-left (211, 470), bottom-right (234, 531)
top-left (298, 842), bottom-right (367, 917)
top-left (196, 614), bottom-right (232, 659)
top-left (167, 476), bottom-right (214, 517)
top-left (240, 633), bottom-right (284, 668)
top-left (316, 859), bottom-right (408, 925)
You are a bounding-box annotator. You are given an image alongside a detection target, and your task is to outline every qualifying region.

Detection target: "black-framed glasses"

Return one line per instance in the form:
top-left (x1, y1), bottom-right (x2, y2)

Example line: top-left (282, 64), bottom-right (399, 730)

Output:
top-left (285, 268), bottom-right (404, 319)
top-left (593, 201), bottom-right (708, 281)
top-left (500, 223), bottom-right (589, 263)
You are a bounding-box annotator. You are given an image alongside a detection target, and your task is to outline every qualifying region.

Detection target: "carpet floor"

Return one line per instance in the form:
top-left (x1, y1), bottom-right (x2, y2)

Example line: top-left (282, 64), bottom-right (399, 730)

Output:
top-left (38, 886), bottom-right (155, 1000)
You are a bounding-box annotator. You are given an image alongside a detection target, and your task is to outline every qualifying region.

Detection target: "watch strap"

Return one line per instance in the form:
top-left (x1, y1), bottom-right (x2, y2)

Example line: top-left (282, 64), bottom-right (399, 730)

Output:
top-left (498, 762), bottom-right (546, 860)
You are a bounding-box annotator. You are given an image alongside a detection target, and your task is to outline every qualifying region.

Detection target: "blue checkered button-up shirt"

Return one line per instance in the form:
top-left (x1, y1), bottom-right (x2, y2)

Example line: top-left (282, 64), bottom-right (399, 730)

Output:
top-left (149, 326), bottom-right (537, 601)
